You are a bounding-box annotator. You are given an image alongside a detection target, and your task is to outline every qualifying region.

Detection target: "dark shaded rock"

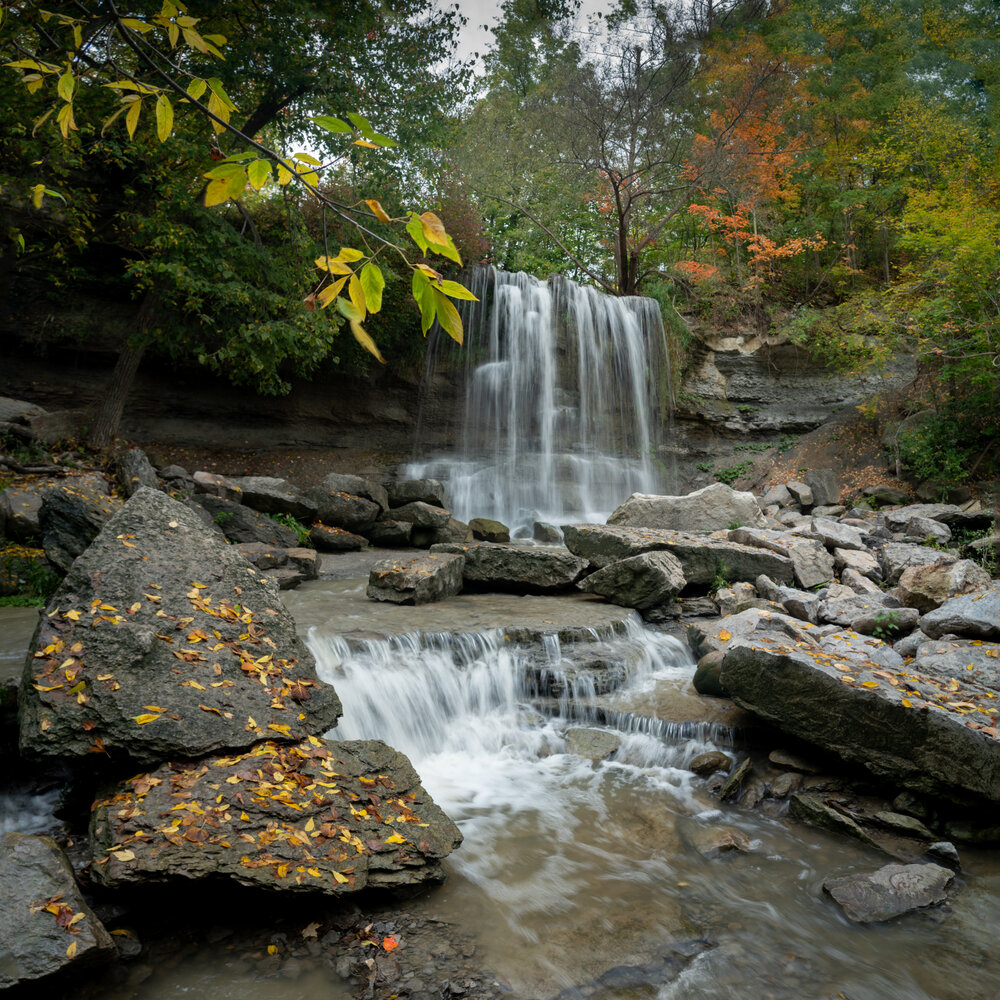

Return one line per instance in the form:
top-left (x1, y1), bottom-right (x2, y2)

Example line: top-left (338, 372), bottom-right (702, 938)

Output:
top-left (385, 478), bottom-right (446, 509)
top-left (919, 585), bottom-right (1000, 640)
top-left (897, 559), bottom-right (992, 614)
top-left (391, 502), bottom-right (451, 529)
top-left (431, 517), bottom-right (474, 545)
top-left (305, 488), bottom-right (380, 532)
top-left (874, 810), bottom-right (934, 839)
top-left (469, 517), bottom-right (510, 543)
top-left (768, 749), bottom-right (823, 773)
top-left (285, 547), bottom-right (320, 581)
top-left (188, 494), bottom-right (297, 547)
top-left (789, 794), bottom-right (883, 851)
top-left (729, 527), bottom-right (834, 589)
top-left (40, 481), bottom-right (122, 573)
top-left (533, 521), bottom-right (563, 544)
top-left (117, 448), bottom-right (159, 498)
top-left (431, 541), bottom-right (586, 593)
top-left (310, 524), bottom-right (368, 552)
top-left (192, 470), bottom-right (243, 501)
top-left (19, 489), bottom-right (342, 765)
top-left (320, 473), bottom-right (389, 514)
top-left (225, 476), bottom-right (317, 521)
top-left (693, 650), bottom-right (726, 697)
top-left (926, 841), bottom-right (961, 870)
top-left (237, 541), bottom-right (288, 570)
top-left (89, 738), bottom-right (462, 894)
top-left (268, 566), bottom-right (307, 591)
top-left (769, 771), bottom-right (802, 797)
top-left (822, 863), bottom-right (953, 923)
top-left (0, 395), bottom-right (47, 424)
top-left (863, 484), bottom-right (910, 506)
top-left (0, 832), bottom-right (115, 988)
top-left (1, 486), bottom-right (42, 541)
top-left (804, 469), bottom-right (840, 507)
top-left (690, 750), bottom-right (732, 777)
top-left (884, 504), bottom-right (964, 533)
top-left (718, 757), bottom-right (752, 801)
top-left (577, 550), bottom-right (685, 610)
top-left (367, 552), bottom-right (464, 605)
top-left (565, 728), bottom-right (620, 761)
top-left (562, 523), bottom-right (795, 586)
top-left (608, 483), bottom-right (765, 532)
top-left (365, 520), bottom-right (413, 547)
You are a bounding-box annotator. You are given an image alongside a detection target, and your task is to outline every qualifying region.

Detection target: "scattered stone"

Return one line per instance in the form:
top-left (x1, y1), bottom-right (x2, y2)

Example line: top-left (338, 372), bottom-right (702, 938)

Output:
top-left (1, 486), bottom-right (42, 541)
top-left (432, 518), bottom-right (474, 544)
top-left (237, 541), bottom-right (288, 570)
top-left (840, 567), bottom-right (882, 594)
top-left (365, 520), bottom-right (413, 547)
top-left (607, 483), bottom-right (766, 532)
top-left (565, 728), bottom-right (620, 762)
top-left (863, 484), bottom-right (910, 506)
top-left (729, 527), bottom-right (834, 589)
top-left (367, 552), bottom-right (464, 606)
top-left (391, 502), bottom-right (452, 529)
top-left (310, 524), bottom-right (369, 552)
top-left (577, 550), bottom-right (686, 610)
top-left (715, 581), bottom-right (756, 616)
top-left (909, 638), bottom-right (1000, 690)
top-left (760, 483), bottom-right (792, 508)
top-left (469, 517), bottom-right (510, 543)
top-left (804, 469), bottom-right (840, 507)
top-left (192, 471), bottom-right (243, 501)
top-left (718, 757), bottom-right (752, 801)
top-left (884, 504), bottom-right (964, 533)
top-left (785, 481), bottom-right (814, 508)
top-left (690, 750), bottom-right (733, 777)
top-left (688, 825), bottom-right (751, 858)
top-left (897, 558), bottom-right (992, 613)
top-left (693, 650), bottom-right (726, 697)
top-left (874, 811), bottom-right (934, 839)
top-left (533, 521), bottom-right (563, 543)
top-left (431, 541), bottom-right (586, 594)
top-left (926, 841), bottom-right (961, 871)
top-left (769, 771), bottom-right (802, 797)
top-left (0, 833), bottom-right (115, 988)
top-left (822, 862), bottom-right (953, 923)
top-left (306, 488), bottom-right (380, 532)
top-left (187, 494), bottom-right (297, 547)
top-left (903, 515), bottom-right (951, 545)
top-left (968, 534), bottom-right (1000, 563)
top-left (385, 478), bottom-right (446, 509)
top-left (754, 574), bottom-right (820, 623)
top-left (768, 749), bottom-right (823, 773)
top-left (919, 584), bottom-right (1000, 640)
top-left (225, 476), bottom-right (318, 521)
top-left (319, 473), bottom-right (389, 514)
top-left (284, 547), bottom-right (320, 581)
top-left (834, 547), bottom-right (881, 579)
top-left (789, 795), bottom-right (883, 851)
top-left (818, 596), bottom-right (919, 637)
top-left (893, 630), bottom-right (931, 658)
top-left (809, 516), bottom-right (867, 552)
top-left (116, 448), bottom-right (160, 498)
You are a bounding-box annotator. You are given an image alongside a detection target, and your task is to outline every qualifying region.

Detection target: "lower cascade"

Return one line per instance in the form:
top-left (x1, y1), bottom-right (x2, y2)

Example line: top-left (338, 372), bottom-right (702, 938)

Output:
top-left (407, 267), bottom-right (672, 533)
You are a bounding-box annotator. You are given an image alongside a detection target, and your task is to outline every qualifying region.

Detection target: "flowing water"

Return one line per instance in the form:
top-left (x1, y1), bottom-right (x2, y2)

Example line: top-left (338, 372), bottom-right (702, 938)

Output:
top-left (407, 268), bottom-right (671, 534)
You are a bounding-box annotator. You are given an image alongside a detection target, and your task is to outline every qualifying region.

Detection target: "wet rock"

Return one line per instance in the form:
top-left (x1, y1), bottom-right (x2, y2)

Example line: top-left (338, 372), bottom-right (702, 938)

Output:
top-left (729, 527), bottom-right (834, 589)
top-left (385, 478), bottom-right (446, 509)
top-left (310, 524), bottom-right (369, 552)
top-left (689, 750), bottom-right (732, 777)
top-left (768, 749), bottom-right (823, 773)
top-left (687, 824), bottom-right (751, 858)
top-left (367, 553), bottom-right (464, 606)
top-left (319, 473), bottom-right (389, 514)
top-left (562, 523), bottom-right (795, 586)
top-left (187, 494), bottom-right (297, 547)
top-left (608, 483), bottom-right (766, 532)
top-left (919, 584), bottom-right (1000, 640)
top-left (533, 521), bottom-right (563, 543)
top-left (19, 488), bottom-right (342, 765)
top-left (769, 771), bottom-right (802, 797)
top-left (719, 757), bottom-right (752, 801)
top-left (822, 862), bottom-right (953, 923)
top-left (432, 518), bottom-right (474, 544)
top-left (874, 810), bottom-right (934, 839)
top-left (565, 727), bottom-right (620, 761)
top-left (469, 517), bottom-right (510, 543)
top-left (284, 547), bottom-right (319, 581)
top-left (89, 738), bottom-right (462, 894)
top-left (897, 559), bottom-right (992, 614)
top-left (926, 841), bottom-right (961, 870)
top-left (577, 550), bottom-right (686, 610)
top-left (225, 476), bottom-right (318, 521)
top-left (305, 488), bottom-right (380, 532)
top-left (237, 541), bottom-right (288, 570)
top-left (0, 833), bottom-right (115, 988)
top-left (40, 480), bottom-right (122, 573)
top-left (431, 541), bottom-right (586, 593)
top-left (881, 542), bottom-right (956, 584)
top-left (365, 520), bottom-right (413, 547)
top-left (789, 795), bottom-right (883, 851)
top-left (909, 638), bottom-right (1000, 690)
top-left (1, 486), bottom-right (43, 541)
top-left (391, 502), bottom-right (452, 529)
top-left (117, 448), bottom-right (159, 498)
top-left (693, 650), bottom-right (727, 697)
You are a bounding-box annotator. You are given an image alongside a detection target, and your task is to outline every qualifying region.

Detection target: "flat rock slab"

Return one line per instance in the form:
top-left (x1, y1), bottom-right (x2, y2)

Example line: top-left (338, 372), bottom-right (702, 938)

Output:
top-left (0, 833), bottom-right (114, 988)
top-left (89, 738), bottom-right (462, 894)
top-left (19, 489), bottom-right (341, 765)
top-left (431, 542), bottom-right (586, 593)
top-left (823, 863), bottom-right (953, 923)
top-left (367, 553), bottom-right (464, 606)
top-left (719, 618), bottom-right (1000, 803)
top-left (577, 550), bottom-right (685, 610)
top-left (910, 639), bottom-right (1000, 692)
top-left (224, 476), bottom-right (317, 520)
top-left (562, 524), bottom-right (795, 586)
top-left (920, 585), bottom-right (1000, 641)
top-left (565, 727), bottom-right (621, 761)
top-left (607, 483), bottom-right (765, 532)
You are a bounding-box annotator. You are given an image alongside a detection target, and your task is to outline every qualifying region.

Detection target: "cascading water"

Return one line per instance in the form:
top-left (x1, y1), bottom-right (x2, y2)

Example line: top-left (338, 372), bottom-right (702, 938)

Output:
top-left (408, 268), bottom-right (672, 533)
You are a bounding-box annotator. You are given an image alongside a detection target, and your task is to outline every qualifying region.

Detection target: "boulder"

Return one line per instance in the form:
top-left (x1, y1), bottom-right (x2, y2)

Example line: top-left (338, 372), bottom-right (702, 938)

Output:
top-left (686, 824), bottom-right (751, 858)
top-left (565, 728), bottom-right (620, 762)
top-left (310, 524), bottom-right (368, 552)
top-left (822, 863), bottom-right (953, 924)
top-left (607, 483), bottom-right (766, 532)
top-left (0, 395), bottom-right (47, 424)
top-left (729, 526), bottom-right (834, 589)
top-left (236, 541), bottom-right (288, 570)
top-left (863, 484), bottom-right (910, 506)
top-left (841, 568), bottom-right (882, 594)
top-left (693, 650), bottom-right (726, 696)
top-left (715, 581), bottom-right (757, 616)
top-left (319, 473), bottom-right (389, 514)
top-left (1, 486), bottom-right (42, 541)
top-left (385, 478), bottom-right (446, 509)
top-left (192, 470), bottom-right (243, 501)
top-left (187, 494), bottom-right (297, 547)
top-left (903, 515), bottom-right (951, 545)
top-left (533, 521), bottom-right (563, 544)
top-left (919, 585), bottom-right (1000, 640)
top-left (0, 833), bottom-right (115, 988)
top-left (689, 750), bottom-right (733, 777)
top-left (430, 541), bottom-right (586, 593)
top-left (834, 547), bottom-right (881, 579)
top-left (224, 476), bottom-right (317, 521)
top-left (89, 738), bottom-right (462, 894)
top-left (687, 607), bottom-right (817, 661)
top-left (117, 448), bottom-right (159, 498)
top-left (391, 502), bottom-right (452, 529)
top-left (785, 481), bottom-right (814, 508)
top-left (718, 621), bottom-right (1000, 803)
top-left (19, 489), bottom-right (342, 765)
top-left (789, 795), bottom-right (883, 851)
top-left (809, 516), bottom-right (867, 552)
top-left (285, 547), bottom-right (320, 581)
top-left (39, 482), bottom-right (122, 573)
top-left (365, 520), bottom-right (413, 547)
top-left (754, 575), bottom-right (820, 623)
top-left (305, 488), bottom-right (380, 532)
top-left (469, 517), bottom-right (510, 543)
top-left (577, 550), bottom-right (686, 610)
top-left (896, 559), bottom-right (992, 613)
top-left (562, 523), bottom-right (795, 586)
top-left (431, 517), bottom-right (474, 545)
top-left (884, 504), bottom-right (963, 533)
top-left (818, 595), bottom-right (918, 637)
top-left (819, 630), bottom-right (905, 669)
top-left (804, 469), bottom-right (840, 507)
top-left (760, 483), bottom-right (792, 508)
top-left (910, 639), bottom-right (1000, 691)
top-left (880, 542), bottom-right (951, 584)
top-left (367, 552), bottom-right (464, 605)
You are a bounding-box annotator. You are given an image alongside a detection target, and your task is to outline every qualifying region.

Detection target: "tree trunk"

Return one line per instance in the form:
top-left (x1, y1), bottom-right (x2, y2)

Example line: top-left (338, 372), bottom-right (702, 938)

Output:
top-left (88, 294), bottom-right (156, 448)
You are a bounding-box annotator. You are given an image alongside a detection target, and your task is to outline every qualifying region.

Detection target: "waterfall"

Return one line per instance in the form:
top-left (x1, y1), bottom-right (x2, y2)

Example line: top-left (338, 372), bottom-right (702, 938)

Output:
top-left (408, 268), bottom-right (672, 534)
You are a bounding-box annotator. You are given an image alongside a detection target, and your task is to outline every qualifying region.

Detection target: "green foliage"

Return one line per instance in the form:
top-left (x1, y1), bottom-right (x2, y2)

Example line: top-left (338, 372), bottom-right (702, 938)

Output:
top-left (871, 609), bottom-right (902, 642)
top-left (896, 410), bottom-right (976, 486)
top-left (777, 435), bottom-right (798, 454)
top-left (734, 441), bottom-right (773, 453)
top-left (697, 461), bottom-right (713, 472)
top-left (267, 513), bottom-right (310, 546)
top-left (708, 567), bottom-right (730, 595)
top-left (213, 511), bottom-right (235, 526)
top-left (0, 544), bottom-right (60, 604)
top-left (715, 460), bottom-right (753, 485)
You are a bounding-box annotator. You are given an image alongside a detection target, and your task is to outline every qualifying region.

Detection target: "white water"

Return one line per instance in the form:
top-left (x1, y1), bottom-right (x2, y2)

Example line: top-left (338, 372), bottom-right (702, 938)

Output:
top-left (407, 268), bottom-right (671, 534)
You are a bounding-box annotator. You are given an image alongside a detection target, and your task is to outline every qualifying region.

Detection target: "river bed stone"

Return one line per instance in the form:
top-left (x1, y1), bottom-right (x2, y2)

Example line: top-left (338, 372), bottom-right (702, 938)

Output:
top-left (822, 862), bottom-right (953, 923)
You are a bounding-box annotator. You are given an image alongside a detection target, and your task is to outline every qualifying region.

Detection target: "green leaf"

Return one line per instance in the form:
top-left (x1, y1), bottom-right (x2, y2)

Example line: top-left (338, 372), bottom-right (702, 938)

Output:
top-left (360, 262), bottom-right (385, 314)
top-left (247, 160), bottom-right (271, 190)
top-left (203, 162), bottom-right (244, 180)
top-left (204, 177), bottom-right (231, 207)
top-left (337, 247), bottom-right (365, 262)
top-left (436, 279), bottom-right (478, 301)
top-left (311, 115), bottom-right (351, 133)
top-left (406, 215), bottom-right (429, 254)
top-left (155, 94), bottom-right (173, 142)
top-left (335, 297), bottom-right (363, 323)
top-left (371, 133), bottom-right (397, 148)
top-left (125, 99), bottom-right (141, 139)
top-left (412, 270), bottom-right (437, 336)
top-left (347, 112), bottom-right (376, 138)
top-left (432, 287), bottom-right (463, 345)
top-left (219, 151), bottom-right (258, 162)
top-left (206, 77), bottom-right (237, 111)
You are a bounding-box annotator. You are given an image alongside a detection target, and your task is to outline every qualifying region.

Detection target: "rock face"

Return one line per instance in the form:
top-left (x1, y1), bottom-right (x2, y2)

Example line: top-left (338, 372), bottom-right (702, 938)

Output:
top-left (39, 480), bottom-right (122, 573)
top-left (319, 473), bottom-right (389, 514)
top-left (187, 494), bottom-right (297, 547)
top-left (910, 639), bottom-right (1000, 690)
top-left (431, 542), bottom-right (586, 593)
top-left (1, 486), bottom-right (42, 541)
top-left (823, 863), bottom-right (953, 924)
top-left (224, 476), bottom-right (318, 520)
top-left (0, 833), bottom-right (115, 988)
top-left (89, 738), bottom-right (462, 895)
top-left (365, 520), bottom-right (413, 547)
top-left (607, 483), bottom-right (766, 532)
top-left (919, 585), bottom-right (1000, 640)
top-left (367, 553), bottom-right (464, 605)
top-left (577, 550), bottom-right (686, 610)
top-left (718, 613), bottom-right (1000, 803)
top-left (896, 559), bottom-right (992, 613)
top-left (562, 523), bottom-right (795, 586)
top-left (19, 489), bottom-right (342, 765)
top-left (881, 542), bottom-right (954, 584)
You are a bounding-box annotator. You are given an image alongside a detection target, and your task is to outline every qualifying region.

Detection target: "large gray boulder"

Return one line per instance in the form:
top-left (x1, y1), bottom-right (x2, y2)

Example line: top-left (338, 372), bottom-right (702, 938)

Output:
top-left (19, 489), bottom-right (342, 765)
top-left (391, 501), bottom-right (452, 529)
top-left (40, 481), bottom-right (122, 573)
top-left (1, 486), bottom-right (42, 541)
top-left (562, 523), bottom-right (795, 586)
top-left (310, 524), bottom-right (368, 552)
top-left (319, 472), bottom-right (389, 514)
top-left (224, 476), bottom-right (318, 520)
top-left (608, 483), bottom-right (766, 532)
top-left (431, 541), bottom-right (586, 593)
top-left (385, 478), bottom-right (446, 509)
top-left (577, 550), bottom-right (686, 610)
top-left (823, 863), bottom-right (953, 924)
top-left (818, 595), bottom-right (919, 637)
top-left (819, 629), bottom-right (904, 669)
top-left (687, 607), bottom-right (817, 661)
top-left (306, 487), bottom-right (381, 532)
top-left (117, 447), bottom-right (159, 497)
top-left (910, 638), bottom-right (1000, 691)
top-left (729, 527), bottom-right (834, 589)
top-left (919, 585), bottom-right (1000, 641)
top-left (754, 575), bottom-right (821, 623)
top-left (718, 619), bottom-right (1000, 803)
top-left (0, 833), bottom-right (115, 988)
top-left (808, 516), bottom-right (867, 552)
top-left (367, 552), bottom-right (464, 605)
top-left (804, 469), bottom-right (840, 507)
top-left (89, 738), bottom-right (462, 895)
top-left (834, 546), bottom-right (881, 579)
top-left (884, 503), bottom-right (963, 533)
top-left (365, 519), bottom-right (413, 547)
top-left (880, 542), bottom-right (951, 584)
top-left (897, 558), bottom-right (992, 613)
top-left (187, 494), bottom-right (297, 547)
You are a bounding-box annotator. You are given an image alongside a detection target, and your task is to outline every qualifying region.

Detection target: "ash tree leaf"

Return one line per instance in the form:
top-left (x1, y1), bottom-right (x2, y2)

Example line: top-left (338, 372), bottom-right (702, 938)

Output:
top-left (155, 94), bottom-right (173, 142)
top-left (412, 269), bottom-right (437, 336)
top-left (311, 115), bottom-right (351, 133)
top-left (360, 262), bottom-right (385, 314)
top-left (436, 279), bottom-right (478, 301)
top-left (431, 287), bottom-right (463, 345)
top-left (365, 199), bottom-right (391, 222)
top-left (348, 273), bottom-right (367, 317)
top-left (247, 159), bottom-right (271, 190)
top-left (347, 112), bottom-right (376, 138)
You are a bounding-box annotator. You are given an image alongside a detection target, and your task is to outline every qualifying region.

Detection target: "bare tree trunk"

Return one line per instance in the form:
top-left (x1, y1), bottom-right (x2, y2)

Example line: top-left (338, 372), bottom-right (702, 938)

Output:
top-left (88, 293), bottom-right (156, 448)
